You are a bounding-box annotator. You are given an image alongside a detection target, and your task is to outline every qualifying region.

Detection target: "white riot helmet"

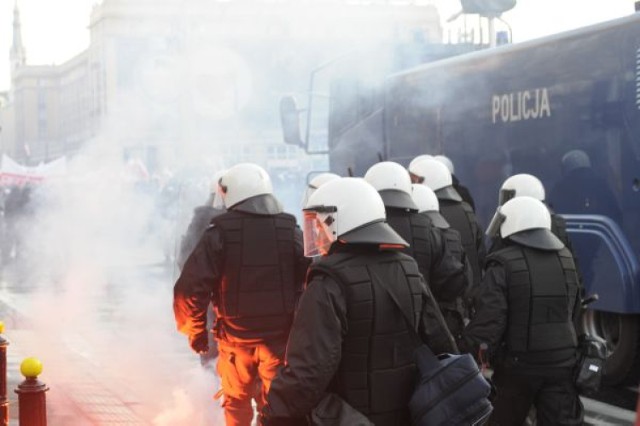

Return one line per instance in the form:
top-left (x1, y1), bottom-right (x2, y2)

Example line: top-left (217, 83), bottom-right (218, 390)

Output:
top-left (364, 162), bottom-right (417, 210)
top-left (486, 196), bottom-right (563, 250)
top-left (411, 184), bottom-right (449, 229)
top-left (408, 155), bottom-right (434, 175)
top-left (434, 155), bottom-right (455, 175)
top-left (408, 158), bottom-right (462, 202)
top-left (303, 178), bottom-right (407, 257)
top-left (499, 174), bottom-right (545, 205)
top-left (219, 163), bottom-right (273, 209)
top-left (301, 172), bottom-right (340, 208)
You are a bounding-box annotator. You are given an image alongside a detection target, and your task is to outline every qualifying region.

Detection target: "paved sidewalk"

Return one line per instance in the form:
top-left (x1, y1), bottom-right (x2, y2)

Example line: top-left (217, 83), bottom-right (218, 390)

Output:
top-left (0, 262), bottom-right (223, 425)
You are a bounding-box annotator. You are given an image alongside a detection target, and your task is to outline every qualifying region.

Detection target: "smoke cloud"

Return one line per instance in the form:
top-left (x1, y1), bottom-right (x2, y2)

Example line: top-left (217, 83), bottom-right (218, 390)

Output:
top-left (1, 1), bottom-right (450, 424)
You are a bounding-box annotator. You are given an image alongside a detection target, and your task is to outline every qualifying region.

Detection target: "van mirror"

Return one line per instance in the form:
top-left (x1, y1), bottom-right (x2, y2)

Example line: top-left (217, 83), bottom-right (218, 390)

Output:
top-left (280, 96), bottom-right (304, 147)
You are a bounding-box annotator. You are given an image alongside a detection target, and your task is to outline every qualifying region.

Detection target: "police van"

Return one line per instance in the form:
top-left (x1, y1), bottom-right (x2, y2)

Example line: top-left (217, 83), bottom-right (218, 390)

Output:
top-left (281, 12), bottom-right (640, 386)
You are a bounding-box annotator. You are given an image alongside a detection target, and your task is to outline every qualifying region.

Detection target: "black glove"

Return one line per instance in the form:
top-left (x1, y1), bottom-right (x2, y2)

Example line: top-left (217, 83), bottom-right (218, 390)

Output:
top-left (189, 332), bottom-right (209, 354)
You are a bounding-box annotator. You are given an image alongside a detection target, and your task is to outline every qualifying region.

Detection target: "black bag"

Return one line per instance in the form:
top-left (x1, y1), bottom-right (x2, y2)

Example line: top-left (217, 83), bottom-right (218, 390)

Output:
top-left (409, 345), bottom-right (493, 426)
top-left (575, 335), bottom-right (607, 394)
top-left (362, 268), bottom-right (493, 426)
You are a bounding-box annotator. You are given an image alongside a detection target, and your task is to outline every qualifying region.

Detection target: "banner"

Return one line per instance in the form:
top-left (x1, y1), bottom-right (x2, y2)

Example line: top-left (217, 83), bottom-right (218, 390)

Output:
top-left (0, 154), bottom-right (66, 186)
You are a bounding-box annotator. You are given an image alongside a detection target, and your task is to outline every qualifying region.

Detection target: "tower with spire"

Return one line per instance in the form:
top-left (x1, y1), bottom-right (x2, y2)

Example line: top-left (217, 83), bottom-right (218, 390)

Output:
top-left (9, 0), bottom-right (26, 78)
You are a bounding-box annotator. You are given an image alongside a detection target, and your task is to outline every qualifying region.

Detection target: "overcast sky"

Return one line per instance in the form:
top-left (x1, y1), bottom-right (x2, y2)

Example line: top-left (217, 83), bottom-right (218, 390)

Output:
top-left (0, 0), bottom-right (636, 92)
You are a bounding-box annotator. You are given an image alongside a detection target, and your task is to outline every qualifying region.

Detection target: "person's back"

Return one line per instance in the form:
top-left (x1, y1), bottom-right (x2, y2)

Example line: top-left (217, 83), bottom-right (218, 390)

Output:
top-left (438, 199), bottom-right (483, 285)
top-left (211, 206), bottom-right (301, 343)
top-left (364, 162), bottom-right (468, 307)
top-left (312, 247), bottom-right (435, 425)
top-left (409, 158), bottom-right (485, 287)
top-left (411, 183), bottom-right (470, 340)
top-left (462, 197), bottom-right (582, 425)
top-left (262, 178), bottom-right (456, 426)
top-left (174, 163), bottom-right (308, 426)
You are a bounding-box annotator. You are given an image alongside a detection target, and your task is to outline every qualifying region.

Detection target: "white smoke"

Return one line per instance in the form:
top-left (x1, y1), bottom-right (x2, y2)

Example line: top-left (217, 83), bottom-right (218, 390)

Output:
top-left (1, 1), bottom-right (454, 424)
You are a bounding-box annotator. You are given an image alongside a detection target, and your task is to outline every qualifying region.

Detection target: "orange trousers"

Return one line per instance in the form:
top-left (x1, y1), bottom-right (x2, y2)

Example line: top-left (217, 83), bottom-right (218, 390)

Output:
top-left (216, 340), bottom-right (286, 426)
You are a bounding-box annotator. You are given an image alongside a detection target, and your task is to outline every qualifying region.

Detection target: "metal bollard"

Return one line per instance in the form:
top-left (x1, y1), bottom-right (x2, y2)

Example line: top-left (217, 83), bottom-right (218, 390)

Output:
top-left (0, 322), bottom-right (8, 426)
top-left (15, 357), bottom-right (48, 426)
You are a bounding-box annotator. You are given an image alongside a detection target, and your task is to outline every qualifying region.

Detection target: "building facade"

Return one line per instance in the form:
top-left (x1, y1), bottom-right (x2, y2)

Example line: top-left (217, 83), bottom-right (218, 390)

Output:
top-left (0, 0), bottom-right (444, 173)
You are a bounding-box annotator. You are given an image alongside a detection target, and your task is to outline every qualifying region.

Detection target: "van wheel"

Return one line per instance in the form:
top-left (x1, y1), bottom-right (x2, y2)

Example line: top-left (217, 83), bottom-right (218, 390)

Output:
top-left (582, 311), bottom-right (640, 385)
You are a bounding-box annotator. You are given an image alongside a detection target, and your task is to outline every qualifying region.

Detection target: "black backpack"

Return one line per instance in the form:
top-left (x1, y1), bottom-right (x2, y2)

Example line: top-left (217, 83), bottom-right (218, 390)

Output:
top-left (409, 345), bottom-right (493, 425)
top-left (365, 266), bottom-right (493, 425)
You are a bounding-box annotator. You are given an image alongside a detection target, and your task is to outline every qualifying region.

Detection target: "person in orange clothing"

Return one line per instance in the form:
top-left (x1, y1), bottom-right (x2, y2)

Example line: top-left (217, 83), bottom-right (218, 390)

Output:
top-left (174, 163), bottom-right (309, 426)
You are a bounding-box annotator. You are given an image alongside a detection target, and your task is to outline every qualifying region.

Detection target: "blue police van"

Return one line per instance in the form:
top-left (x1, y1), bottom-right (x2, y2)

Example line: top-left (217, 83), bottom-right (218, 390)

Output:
top-left (281, 12), bottom-right (640, 386)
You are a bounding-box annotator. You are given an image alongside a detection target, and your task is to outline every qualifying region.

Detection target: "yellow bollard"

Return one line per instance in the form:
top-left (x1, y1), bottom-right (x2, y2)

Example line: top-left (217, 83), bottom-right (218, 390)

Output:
top-left (15, 357), bottom-right (49, 426)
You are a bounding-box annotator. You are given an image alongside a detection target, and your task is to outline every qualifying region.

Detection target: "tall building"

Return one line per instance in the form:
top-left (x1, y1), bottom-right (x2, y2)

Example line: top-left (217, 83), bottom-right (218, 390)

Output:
top-left (0, 0), bottom-right (445, 172)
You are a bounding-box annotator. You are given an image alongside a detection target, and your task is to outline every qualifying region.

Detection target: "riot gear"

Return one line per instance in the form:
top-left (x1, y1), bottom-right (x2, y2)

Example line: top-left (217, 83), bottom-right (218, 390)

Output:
top-left (499, 173), bottom-right (545, 205)
top-left (434, 155), bottom-right (455, 174)
top-left (301, 172), bottom-right (340, 208)
top-left (410, 157), bottom-right (484, 287)
top-left (462, 196), bottom-right (583, 426)
top-left (408, 154), bottom-right (434, 172)
top-left (364, 161), bottom-right (418, 210)
top-left (174, 165), bottom-right (308, 426)
top-left (303, 178), bottom-right (407, 256)
top-left (411, 183), bottom-right (449, 229)
top-left (408, 157), bottom-right (461, 202)
top-left (219, 163), bottom-right (273, 208)
top-left (263, 177), bottom-right (456, 426)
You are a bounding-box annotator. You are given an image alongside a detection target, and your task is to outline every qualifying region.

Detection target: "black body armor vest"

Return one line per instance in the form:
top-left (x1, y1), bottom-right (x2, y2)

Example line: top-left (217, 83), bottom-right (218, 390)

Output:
top-left (439, 200), bottom-right (482, 286)
top-left (309, 250), bottom-right (425, 426)
top-left (211, 210), bottom-right (299, 343)
top-left (488, 245), bottom-right (579, 365)
top-left (386, 209), bottom-right (437, 285)
top-left (441, 227), bottom-right (465, 270)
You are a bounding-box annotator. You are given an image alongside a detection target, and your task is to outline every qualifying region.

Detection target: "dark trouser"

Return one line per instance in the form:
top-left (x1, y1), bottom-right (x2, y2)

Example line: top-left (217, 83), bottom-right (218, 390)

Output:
top-left (217, 339), bottom-right (286, 426)
top-left (489, 368), bottom-right (583, 426)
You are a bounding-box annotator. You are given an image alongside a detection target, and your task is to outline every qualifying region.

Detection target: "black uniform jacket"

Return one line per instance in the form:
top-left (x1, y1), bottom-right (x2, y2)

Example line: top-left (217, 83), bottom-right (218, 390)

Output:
top-left (264, 246), bottom-right (457, 421)
top-left (173, 194), bottom-right (308, 343)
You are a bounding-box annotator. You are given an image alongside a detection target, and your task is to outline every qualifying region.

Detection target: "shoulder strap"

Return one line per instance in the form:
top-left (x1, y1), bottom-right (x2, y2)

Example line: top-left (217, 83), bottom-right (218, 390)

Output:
top-left (368, 268), bottom-right (441, 366)
top-left (311, 256), bottom-right (441, 368)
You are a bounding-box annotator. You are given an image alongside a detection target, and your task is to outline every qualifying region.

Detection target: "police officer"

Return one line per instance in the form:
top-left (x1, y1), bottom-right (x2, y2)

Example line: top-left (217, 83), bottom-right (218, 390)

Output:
top-left (409, 157), bottom-right (485, 288)
top-left (411, 183), bottom-right (472, 340)
top-left (434, 154), bottom-right (476, 211)
top-left (301, 172), bottom-right (340, 208)
top-left (490, 173), bottom-right (574, 253)
top-left (261, 177), bottom-right (457, 425)
top-left (461, 196), bottom-right (583, 425)
top-left (174, 163), bottom-right (309, 426)
top-left (364, 162), bottom-right (467, 336)
top-left (177, 170), bottom-right (227, 271)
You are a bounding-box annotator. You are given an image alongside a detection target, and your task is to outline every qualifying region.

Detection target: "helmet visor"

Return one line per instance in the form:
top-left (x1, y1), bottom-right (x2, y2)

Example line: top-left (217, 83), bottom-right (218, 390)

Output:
top-left (499, 188), bottom-right (516, 206)
top-left (303, 208), bottom-right (337, 257)
top-left (486, 208), bottom-right (506, 238)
